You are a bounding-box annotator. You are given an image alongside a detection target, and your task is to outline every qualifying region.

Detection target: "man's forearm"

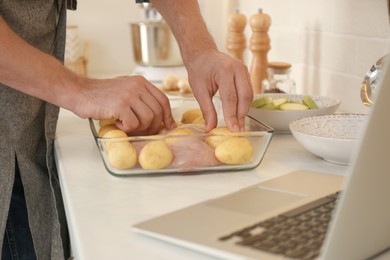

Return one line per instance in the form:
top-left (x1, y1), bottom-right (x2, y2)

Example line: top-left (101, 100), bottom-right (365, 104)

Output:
top-left (149, 0), bottom-right (217, 65)
top-left (0, 16), bottom-right (82, 109)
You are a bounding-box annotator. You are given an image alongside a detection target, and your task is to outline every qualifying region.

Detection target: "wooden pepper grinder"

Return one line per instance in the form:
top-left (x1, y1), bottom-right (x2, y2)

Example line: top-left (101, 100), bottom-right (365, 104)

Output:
top-left (249, 9), bottom-right (271, 94)
top-left (226, 9), bottom-right (247, 62)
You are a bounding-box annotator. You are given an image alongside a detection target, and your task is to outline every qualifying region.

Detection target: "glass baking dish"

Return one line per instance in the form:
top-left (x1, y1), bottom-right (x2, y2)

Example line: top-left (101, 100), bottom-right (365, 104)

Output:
top-left (89, 97), bottom-right (273, 176)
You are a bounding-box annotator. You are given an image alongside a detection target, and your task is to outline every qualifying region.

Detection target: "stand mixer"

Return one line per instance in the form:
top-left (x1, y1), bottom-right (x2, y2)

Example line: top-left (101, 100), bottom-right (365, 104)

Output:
top-left (130, 3), bottom-right (187, 83)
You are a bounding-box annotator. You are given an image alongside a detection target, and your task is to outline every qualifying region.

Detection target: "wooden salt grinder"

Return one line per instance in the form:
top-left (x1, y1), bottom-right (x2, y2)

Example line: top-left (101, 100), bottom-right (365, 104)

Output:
top-left (249, 9), bottom-right (271, 94)
top-left (226, 9), bottom-right (247, 62)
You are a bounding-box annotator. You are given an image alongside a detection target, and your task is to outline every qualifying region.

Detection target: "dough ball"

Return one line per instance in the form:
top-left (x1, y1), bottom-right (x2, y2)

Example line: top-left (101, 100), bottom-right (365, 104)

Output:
top-left (215, 137), bottom-right (253, 165)
top-left (192, 116), bottom-right (206, 125)
top-left (99, 118), bottom-right (117, 127)
top-left (177, 79), bottom-right (192, 94)
top-left (102, 129), bottom-right (128, 138)
top-left (158, 121), bottom-right (183, 134)
top-left (98, 124), bottom-right (119, 138)
top-left (162, 74), bottom-right (179, 91)
top-left (205, 126), bottom-right (233, 148)
top-left (165, 128), bottom-right (194, 145)
top-left (181, 108), bottom-right (203, 124)
top-left (178, 124), bottom-right (206, 134)
top-left (102, 129), bottom-right (128, 150)
top-left (139, 141), bottom-right (173, 170)
top-left (107, 142), bottom-right (138, 169)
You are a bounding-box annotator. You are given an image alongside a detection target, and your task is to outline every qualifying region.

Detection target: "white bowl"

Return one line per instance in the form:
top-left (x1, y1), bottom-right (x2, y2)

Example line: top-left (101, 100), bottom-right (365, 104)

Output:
top-left (247, 94), bottom-right (341, 133)
top-left (289, 114), bottom-right (368, 165)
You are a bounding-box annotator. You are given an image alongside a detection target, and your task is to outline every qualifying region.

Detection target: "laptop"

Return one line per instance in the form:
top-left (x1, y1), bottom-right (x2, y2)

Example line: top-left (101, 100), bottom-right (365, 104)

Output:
top-left (133, 60), bottom-right (390, 260)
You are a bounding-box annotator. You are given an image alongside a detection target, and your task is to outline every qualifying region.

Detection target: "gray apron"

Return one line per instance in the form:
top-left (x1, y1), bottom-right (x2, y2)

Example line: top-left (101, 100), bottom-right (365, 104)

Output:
top-left (0, 0), bottom-right (76, 259)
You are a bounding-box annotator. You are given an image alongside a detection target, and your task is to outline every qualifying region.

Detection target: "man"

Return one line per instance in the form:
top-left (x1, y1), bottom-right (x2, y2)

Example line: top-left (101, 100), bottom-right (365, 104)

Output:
top-left (0, 0), bottom-right (253, 259)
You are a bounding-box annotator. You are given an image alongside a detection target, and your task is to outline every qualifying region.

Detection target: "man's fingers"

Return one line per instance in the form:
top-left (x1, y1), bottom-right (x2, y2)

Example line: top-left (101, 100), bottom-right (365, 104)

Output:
top-left (234, 66), bottom-right (253, 131)
top-left (145, 82), bottom-right (176, 130)
top-left (195, 96), bottom-right (218, 132)
top-left (216, 70), bottom-right (240, 132)
top-left (115, 106), bottom-right (140, 132)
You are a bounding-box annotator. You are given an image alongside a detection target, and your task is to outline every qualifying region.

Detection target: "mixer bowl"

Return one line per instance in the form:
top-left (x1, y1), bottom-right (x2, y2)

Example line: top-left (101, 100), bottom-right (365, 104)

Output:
top-left (130, 21), bottom-right (183, 67)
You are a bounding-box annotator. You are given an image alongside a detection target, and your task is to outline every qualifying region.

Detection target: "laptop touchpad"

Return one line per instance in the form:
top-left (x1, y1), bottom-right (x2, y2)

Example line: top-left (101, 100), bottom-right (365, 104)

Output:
top-left (206, 186), bottom-right (305, 216)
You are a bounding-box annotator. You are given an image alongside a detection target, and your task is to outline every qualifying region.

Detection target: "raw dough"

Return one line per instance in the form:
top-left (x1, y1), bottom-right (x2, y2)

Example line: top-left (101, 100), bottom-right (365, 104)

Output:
top-left (107, 142), bottom-right (138, 169)
top-left (165, 128), bottom-right (194, 145)
top-left (98, 124), bottom-right (119, 138)
top-left (215, 137), bottom-right (253, 165)
top-left (205, 126), bottom-right (233, 148)
top-left (138, 141), bottom-right (173, 170)
top-left (181, 108), bottom-right (203, 124)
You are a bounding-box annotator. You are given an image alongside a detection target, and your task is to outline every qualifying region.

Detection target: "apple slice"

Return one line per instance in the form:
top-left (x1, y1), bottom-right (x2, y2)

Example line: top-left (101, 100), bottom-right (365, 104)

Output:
top-left (251, 96), bottom-right (270, 108)
top-left (262, 102), bottom-right (277, 110)
top-left (302, 96), bottom-right (319, 109)
top-left (271, 97), bottom-right (288, 108)
top-left (280, 102), bottom-right (309, 110)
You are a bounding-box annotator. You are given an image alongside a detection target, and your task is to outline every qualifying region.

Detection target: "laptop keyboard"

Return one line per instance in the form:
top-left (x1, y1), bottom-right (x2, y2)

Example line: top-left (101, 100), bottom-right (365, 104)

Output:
top-left (219, 191), bottom-right (341, 260)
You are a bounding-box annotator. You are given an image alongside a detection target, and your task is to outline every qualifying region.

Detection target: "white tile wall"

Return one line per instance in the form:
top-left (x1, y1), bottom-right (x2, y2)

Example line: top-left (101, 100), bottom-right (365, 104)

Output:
top-left (66, 0), bottom-right (230, 76)
top-left (68, 0), bottom-right (390, 113)
top-left (67, 0), bottom-right (141, 76)
top-left (239, 0), bottom-right (390, 113)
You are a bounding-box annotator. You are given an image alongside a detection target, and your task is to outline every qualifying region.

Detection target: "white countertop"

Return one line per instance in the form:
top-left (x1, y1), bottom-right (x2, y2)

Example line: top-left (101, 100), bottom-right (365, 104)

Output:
top-left (54, 108), bottom-right (347, 260)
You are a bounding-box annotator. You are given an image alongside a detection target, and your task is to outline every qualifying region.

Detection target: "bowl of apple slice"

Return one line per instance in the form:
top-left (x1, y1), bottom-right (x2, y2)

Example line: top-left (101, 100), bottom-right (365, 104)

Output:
top-left (247, 94), bottom-right (341, 133)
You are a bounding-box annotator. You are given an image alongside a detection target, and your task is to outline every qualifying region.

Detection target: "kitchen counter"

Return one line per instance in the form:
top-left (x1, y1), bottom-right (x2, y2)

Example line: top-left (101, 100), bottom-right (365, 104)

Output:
top-left (54, 108), bottom-right (347, 260)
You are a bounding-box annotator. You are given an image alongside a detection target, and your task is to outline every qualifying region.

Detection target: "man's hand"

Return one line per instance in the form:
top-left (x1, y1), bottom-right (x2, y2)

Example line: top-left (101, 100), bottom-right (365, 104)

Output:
top-left (73, 75), bottom-right (176, 135)
top-left (187, 50), bottom-right (253, 132)
top-left (150, 0), bottom-right (254, 132)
